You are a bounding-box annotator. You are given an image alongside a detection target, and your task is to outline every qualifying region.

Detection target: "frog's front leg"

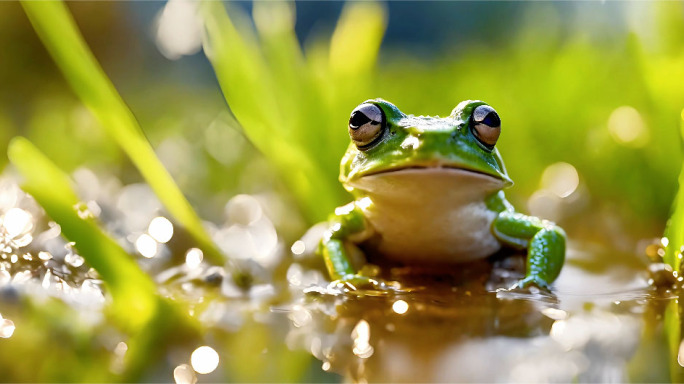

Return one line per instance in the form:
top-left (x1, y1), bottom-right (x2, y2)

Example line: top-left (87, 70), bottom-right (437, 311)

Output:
top-left (492, 210), bottom-right (566, 290)
top-left (317, 203), bottom-right (383, 290)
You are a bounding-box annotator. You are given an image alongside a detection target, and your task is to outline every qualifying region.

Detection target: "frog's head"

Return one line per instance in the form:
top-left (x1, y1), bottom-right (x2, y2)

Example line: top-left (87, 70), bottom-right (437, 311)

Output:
top-left (340, 99), bottom-right (513, 195)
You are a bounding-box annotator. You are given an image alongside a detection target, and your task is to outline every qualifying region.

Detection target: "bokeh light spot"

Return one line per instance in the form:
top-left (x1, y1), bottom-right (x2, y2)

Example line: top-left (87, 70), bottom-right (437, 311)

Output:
top-left (136, 234), bottom-right (158, 258)
top-left (392, 300), bottom-right (409, 314)
top-left (0, 318), bottom-right (15, 338)
top-left (174, 363), bottom-right (197, 384)
top-left (2, 208), bottom-right (32, 238)
top-left (148, 217), bottom-right (173, 243)
top-left (154, 0), bottom-right (202, 60)
top-left (541, 162), bottom-right (579, 198)
top-left (607, 106), bottom-right (648, 147)
top-left (661, 237), bottom-right (670, 248)
top-left (191, 346), bottom-right (220, 374)
top-left (185, 248), bottom-right (203, 269)
top-left (352, 320), bottom-right (374, 358)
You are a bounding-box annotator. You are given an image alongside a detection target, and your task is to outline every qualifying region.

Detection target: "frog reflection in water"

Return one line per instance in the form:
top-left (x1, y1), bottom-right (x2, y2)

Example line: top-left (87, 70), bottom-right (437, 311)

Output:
top-left (318, 99), bottom-right (565, 290)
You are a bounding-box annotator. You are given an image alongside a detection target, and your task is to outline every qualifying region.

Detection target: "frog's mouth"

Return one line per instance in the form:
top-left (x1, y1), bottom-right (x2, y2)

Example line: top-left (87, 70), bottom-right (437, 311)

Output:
top-left (361, 161), bottom-right (512, 184)
top-left (369, 164), bottom-right (504, 181)
top-left (347, 164), bottom-right (512, 196)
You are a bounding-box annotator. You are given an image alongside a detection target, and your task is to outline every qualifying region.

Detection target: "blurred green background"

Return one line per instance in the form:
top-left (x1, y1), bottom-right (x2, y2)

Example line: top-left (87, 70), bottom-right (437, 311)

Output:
top-left (2, 1), bottom-right (681, 246)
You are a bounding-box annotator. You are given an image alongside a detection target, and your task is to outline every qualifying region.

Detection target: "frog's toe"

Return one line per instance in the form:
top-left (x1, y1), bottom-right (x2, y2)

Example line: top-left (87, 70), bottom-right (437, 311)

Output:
top-left (510, 276), bottom-right (551, 291)
top-left (327, 274), bottom-right (388, 292)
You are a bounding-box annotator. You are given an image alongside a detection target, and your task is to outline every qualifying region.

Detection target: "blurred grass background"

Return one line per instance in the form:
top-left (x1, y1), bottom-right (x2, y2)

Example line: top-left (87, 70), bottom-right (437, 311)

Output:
top-left (2, 1), bottom-right (681, 246)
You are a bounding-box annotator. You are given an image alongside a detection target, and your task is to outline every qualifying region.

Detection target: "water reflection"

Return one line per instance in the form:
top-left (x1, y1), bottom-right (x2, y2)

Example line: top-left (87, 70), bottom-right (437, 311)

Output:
top-left (286, 246), bottom-right (680, 383)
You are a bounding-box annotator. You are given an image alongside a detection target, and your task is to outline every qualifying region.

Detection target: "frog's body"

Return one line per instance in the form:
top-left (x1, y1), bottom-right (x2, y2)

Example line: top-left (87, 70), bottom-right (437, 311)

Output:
top-left (318, 99), bottom-right (565, 290)
top-left (350, 169), bottom-right (502, 263)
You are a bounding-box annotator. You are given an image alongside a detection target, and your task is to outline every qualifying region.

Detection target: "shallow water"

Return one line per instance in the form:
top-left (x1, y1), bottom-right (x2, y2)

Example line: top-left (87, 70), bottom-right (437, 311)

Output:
top-left (285, 243), bottom-right (681, 383)
top-left (0, 170), bottom-right (682, 382)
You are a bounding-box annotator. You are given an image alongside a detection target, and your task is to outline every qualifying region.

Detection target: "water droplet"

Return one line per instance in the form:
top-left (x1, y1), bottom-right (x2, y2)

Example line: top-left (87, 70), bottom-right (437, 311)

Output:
top-left (191, 346), bottom-right (220, 374)
top-left (42, 270), bottom-right (54, 290)
top-left (117, 184), bottom-right (162, 232)
top-left (12, 270), bottom-right (31, 284)
top-left (249, 284), bottom-right (275, 303)
top-left (136, 234), bottom-right (158, 258)
top-left (11, 233), bottom-right (33, 248)
top-left (289, 306), bottom-right (312, 328)
top-left (392, 300), bottom-right (409, 314)
top-left (0, 270), bottom-right (9, 285)
top-left (74, 202), bottom-right (95, 220)
top-left (38, 251), bottom-right (52, 261)
top-left (65, 253), bottom-right (85, 268)
top-left (148, 217), bottom-right (173, 243)
top-left (334, 203), bottom-right (355, 216)
top-left (81, 280), bottom-right (105, 304)
top-left (226, 195), bottom-right (262, 226)
top-left (174, 363), bottom-right (198, 384)
top-left (0, 318), bottom-right (15, 338)
top-left (248, 218), bottom-right (279, 268)
top-left (2, 208), bottom-right (33, 238)
top-left (541, 307), bottom-right (568, 320)
top-left (290, 240), bottom-right (306, 255)
top-left (185, 248), bottom-right (203, 269)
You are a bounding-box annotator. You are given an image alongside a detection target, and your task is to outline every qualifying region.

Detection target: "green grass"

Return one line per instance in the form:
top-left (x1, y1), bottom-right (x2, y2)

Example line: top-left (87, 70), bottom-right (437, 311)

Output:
top-left (20, 0), bottom-right (226, 266)
top-left (201, 0), bottom-right (386, 223)
top-left (7, 137), bottom-right (199, 381)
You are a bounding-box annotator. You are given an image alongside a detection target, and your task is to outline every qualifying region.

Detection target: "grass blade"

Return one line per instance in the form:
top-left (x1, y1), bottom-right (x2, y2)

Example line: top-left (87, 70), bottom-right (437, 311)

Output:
top-left (8, 137), bottom-right (199, 380)
top-left (664, 161), bottom-right (684, 272)
top-left (201, 1), bottom-right (387, 223)
top-left (201, 1), bottom-right (342, 223)
top-left (7, 137), bottom-right (156, 330)
top-left (20, 0), bottom-right (225, 265)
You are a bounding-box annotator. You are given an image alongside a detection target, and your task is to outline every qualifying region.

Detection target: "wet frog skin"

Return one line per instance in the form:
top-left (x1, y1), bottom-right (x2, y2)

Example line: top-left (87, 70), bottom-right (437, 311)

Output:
top-left (318, 99), bottom-right (565, 290)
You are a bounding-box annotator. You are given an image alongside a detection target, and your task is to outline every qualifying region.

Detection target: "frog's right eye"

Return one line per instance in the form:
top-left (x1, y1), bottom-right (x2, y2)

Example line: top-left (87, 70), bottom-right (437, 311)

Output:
top-left (470, 105), bottom-right (501, 149)
top-left (349, 103), bottom-right (385, 148)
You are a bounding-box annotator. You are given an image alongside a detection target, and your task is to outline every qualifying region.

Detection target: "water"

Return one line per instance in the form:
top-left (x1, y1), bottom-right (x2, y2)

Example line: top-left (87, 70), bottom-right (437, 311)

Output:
top-left (0, 170), bottom-right (680, 382)
top-left (286, 244), bottom-right (677, 383)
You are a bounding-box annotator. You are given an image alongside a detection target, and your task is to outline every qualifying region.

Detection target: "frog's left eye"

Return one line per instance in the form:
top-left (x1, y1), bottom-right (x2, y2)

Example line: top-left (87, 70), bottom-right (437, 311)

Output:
top-left (470, 105), bottom-right (501, 149)
top-left (348, 103), bottom-right (385, 148)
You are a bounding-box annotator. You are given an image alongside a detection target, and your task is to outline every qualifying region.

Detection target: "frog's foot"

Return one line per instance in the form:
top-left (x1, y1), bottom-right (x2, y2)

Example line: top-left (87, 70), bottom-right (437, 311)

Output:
top-left (509, 275), bottom-right (551, 292)
top-left (327, 274), bottom-right (390, 292)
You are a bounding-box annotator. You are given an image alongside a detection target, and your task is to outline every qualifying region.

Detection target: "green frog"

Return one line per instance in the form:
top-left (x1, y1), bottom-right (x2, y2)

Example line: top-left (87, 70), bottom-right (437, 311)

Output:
top-left (317, 99), bottom-right (565, 290)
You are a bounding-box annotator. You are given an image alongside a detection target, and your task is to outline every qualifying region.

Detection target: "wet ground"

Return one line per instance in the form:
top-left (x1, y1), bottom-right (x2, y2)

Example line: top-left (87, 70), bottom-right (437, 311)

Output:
top-left (285, 240), bottom-right (679, 383)
top-left (0, 170), bottom-right (681, 382)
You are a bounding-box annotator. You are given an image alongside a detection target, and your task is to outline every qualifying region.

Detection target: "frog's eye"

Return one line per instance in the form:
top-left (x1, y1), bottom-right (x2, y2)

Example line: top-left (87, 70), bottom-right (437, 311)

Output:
top-left (348, 103), bottom-right (385, 148)
top-left (470, 105), bottom-right (501, 149)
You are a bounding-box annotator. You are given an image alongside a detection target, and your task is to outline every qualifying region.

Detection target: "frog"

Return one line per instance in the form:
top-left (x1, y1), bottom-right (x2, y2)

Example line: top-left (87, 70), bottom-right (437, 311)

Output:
top-left (317, 99), bottom-right (566, 291)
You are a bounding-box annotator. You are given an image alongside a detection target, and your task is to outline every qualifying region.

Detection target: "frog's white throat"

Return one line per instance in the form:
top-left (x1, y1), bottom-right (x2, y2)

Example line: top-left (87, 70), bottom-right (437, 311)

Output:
top-left (348, 167), bottom-right (505, 263)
